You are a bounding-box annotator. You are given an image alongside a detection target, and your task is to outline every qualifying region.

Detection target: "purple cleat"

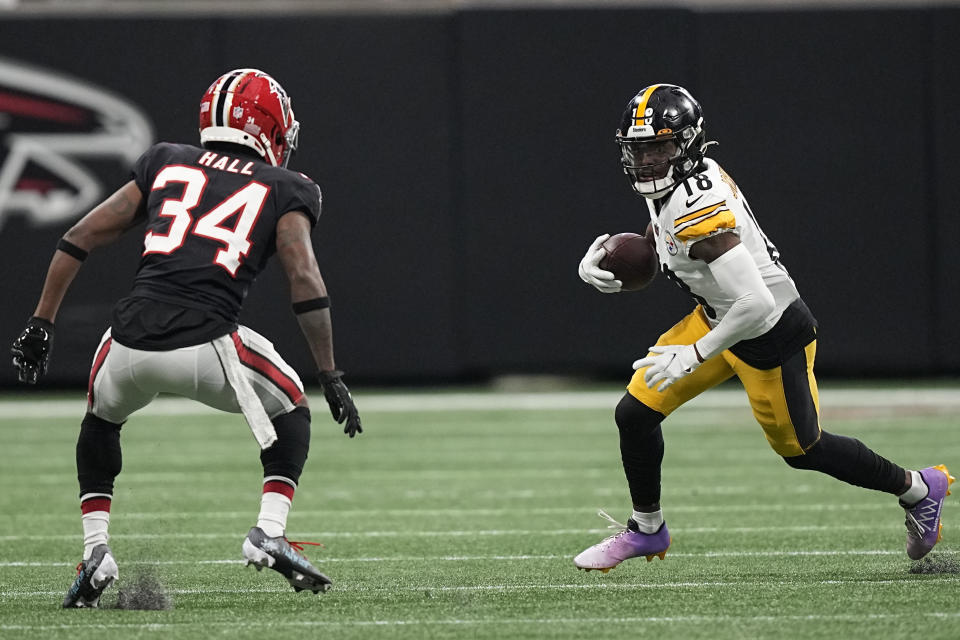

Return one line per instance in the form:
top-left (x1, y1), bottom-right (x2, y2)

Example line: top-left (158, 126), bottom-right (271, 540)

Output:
top-left (574, 510), bottom-right (671, 573)
top-left (903, 464), bottom-right (955, 561)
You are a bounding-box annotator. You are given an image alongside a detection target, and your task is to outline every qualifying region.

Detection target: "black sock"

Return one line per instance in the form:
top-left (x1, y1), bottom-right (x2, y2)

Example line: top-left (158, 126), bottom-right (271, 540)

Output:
top-left (76, 412), bottom-right (123, 497)
top-left (615, 394), bottom-right (666, 507)
top-left (783, 430), bottom-right (905, 494)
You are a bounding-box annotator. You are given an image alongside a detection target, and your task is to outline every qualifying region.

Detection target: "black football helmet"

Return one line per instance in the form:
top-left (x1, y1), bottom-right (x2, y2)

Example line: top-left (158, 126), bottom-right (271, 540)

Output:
top-left (616, 84), bottom-right (710, 199)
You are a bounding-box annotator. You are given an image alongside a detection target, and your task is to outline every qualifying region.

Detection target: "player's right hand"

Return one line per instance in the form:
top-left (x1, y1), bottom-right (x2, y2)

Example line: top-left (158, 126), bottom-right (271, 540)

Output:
top-left (11, 317), bottom-right (55, 385)
top-left (578, 233), bottom-right (622, 293)
top-left (318, 370), bottom-right (363, 438)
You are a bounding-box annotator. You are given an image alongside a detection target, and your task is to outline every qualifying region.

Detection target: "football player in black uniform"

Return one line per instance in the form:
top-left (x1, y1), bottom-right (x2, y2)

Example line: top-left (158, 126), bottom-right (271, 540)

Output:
top-left (11, 69), bottom-right (360, 606)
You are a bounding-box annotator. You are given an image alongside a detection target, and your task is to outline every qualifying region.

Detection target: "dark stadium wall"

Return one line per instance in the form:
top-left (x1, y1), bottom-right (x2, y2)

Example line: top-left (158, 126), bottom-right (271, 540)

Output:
top-left (0, 7), bottom-right (956, 387)
top-left (930, 8), bottom-right (960, 372)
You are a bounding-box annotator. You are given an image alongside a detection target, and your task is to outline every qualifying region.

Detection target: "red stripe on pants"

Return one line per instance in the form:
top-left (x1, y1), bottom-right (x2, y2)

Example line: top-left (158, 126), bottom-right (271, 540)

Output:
top-left (87, 337), bottom-right (113, 408)
top-left (230, 332), bottom-right (303, 404)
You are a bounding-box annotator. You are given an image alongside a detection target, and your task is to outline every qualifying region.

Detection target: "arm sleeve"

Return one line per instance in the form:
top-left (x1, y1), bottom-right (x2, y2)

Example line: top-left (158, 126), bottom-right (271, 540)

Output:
top-left (694, 243), bottom-right (776, 361)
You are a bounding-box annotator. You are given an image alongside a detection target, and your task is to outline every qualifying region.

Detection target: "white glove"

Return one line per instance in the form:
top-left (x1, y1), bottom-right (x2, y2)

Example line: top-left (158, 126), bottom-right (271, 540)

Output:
top-left (578, 233), bottom-right (622, 293)
top-left (632, 344), bottom-right (702, 391)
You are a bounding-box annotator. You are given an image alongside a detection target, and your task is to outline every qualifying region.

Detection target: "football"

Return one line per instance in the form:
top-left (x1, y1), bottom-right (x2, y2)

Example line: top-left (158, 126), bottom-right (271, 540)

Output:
top-left (600, 231), bottom-right (658, 291)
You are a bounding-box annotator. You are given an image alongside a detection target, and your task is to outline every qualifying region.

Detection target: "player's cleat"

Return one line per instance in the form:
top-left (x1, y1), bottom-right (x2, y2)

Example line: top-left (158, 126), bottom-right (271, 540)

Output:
top-left (573, 510), bottom-right (671, 572)
top-left (903, 464), bottom-right (955, 561)
top-left (242, 526), bottom-right (333, 594)
top-left (62, 544), bottom-right (119, 608)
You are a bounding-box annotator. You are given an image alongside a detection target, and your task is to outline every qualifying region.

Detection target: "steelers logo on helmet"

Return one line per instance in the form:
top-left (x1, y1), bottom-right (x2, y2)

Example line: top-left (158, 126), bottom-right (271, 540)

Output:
top-left (615, 84), bottom-right (710, 199)
top-left (198, 69), bottom-right (300, 168)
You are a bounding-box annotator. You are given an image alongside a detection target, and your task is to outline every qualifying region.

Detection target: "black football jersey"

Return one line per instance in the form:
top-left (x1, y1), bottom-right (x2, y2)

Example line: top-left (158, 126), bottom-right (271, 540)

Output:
top-left (110, 142), bottom-right (321, 350)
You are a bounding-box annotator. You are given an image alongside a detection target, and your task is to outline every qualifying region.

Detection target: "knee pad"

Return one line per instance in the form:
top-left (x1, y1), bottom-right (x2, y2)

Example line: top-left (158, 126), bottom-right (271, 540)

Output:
top-left (615, 393), bottom-right (664, 437)
top-left (76, 412), bottom-right (123, 496)
top-left (261, 407), bottom-right (311, 484)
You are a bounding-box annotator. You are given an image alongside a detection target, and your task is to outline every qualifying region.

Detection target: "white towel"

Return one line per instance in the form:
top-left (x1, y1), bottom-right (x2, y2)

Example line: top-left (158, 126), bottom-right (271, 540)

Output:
top-left (212, 334), bottom-right (277, 449)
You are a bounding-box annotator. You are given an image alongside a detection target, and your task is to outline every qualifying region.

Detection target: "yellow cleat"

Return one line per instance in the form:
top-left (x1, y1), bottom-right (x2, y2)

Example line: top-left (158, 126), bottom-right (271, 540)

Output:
top-left (645, 548), bottom-right (669, 562)
top-left (932, 464), bottom-right (955, 496)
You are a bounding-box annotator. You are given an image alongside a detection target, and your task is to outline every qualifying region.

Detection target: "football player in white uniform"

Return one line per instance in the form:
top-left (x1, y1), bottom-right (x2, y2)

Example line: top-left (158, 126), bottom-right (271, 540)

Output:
top-left (574, 84), bottom-right (953, 571)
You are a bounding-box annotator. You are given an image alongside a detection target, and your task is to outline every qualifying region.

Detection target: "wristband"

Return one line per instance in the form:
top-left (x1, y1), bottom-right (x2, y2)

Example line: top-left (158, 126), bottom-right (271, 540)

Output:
top-left (56, 238), bottom-right (88, 262)
top-left (318, 369), bottom-right (344, 384)
top-left (28, 316), bottom-right (55, 332)
top-left (292, 297), bottom-right (330, 314)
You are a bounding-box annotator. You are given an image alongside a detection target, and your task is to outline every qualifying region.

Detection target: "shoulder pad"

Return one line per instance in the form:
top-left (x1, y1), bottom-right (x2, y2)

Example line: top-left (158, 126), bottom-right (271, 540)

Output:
top-left (674, 200), bottom-right (736, 241)
top-left (717, 165), bottom-right (740, 199)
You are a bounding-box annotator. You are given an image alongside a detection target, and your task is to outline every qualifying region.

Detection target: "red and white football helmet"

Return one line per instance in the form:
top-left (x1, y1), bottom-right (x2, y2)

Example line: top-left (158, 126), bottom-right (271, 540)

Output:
top-left (198, 68), bottom-right (300, 167)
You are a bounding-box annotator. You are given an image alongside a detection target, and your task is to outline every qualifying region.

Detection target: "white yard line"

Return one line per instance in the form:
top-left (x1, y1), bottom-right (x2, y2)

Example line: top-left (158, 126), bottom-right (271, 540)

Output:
top-left (0, 387), bottom-right (958, 418)
top-left (6, 613), bottom-right (960, 633)
top-left (4, 612), bottom-right (960, 632)
top-left (0, 524), bottom-right (904, 543)
top-left (2, 548), bottom-right (950, 568)
top-left (4, 578), bottom-right (960, 600)
top-left (9, 502), bottom-right (903, 522)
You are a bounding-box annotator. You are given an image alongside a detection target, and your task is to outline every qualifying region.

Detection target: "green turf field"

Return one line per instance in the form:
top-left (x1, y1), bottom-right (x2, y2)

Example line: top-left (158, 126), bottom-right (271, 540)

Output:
top-left (1, 386), bottom-right (958, 639)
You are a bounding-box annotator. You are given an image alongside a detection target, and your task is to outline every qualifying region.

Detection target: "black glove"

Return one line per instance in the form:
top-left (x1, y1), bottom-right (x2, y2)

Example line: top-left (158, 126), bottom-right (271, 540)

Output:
top-left (318, 370), bottom-right (362, 437)
top-left (11, 316), bottom-right (55, 384)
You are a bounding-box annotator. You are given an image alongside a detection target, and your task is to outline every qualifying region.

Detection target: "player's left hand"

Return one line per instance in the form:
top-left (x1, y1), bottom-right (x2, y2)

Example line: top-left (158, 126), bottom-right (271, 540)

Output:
top-left (318, 370), bottom-right (363, 437)
top-left (632, 344), bottom-right (701, 392)
top-left (11, 316), bottom-right (55, 385)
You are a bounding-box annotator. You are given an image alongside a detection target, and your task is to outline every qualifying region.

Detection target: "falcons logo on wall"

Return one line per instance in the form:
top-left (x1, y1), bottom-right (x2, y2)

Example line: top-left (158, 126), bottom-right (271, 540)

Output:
top-left (0, 57), bottom-right (153, 233)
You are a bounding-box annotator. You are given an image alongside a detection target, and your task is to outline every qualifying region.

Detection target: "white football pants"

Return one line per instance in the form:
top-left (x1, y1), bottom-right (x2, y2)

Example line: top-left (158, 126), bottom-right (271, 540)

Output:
top-left (86, 325), bottom-right (305, 426)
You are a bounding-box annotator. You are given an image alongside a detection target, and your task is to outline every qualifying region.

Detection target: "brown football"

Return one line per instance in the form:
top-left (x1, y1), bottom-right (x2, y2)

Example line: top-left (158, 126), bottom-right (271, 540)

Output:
top-left (599, 231), bottom-right (658, 291)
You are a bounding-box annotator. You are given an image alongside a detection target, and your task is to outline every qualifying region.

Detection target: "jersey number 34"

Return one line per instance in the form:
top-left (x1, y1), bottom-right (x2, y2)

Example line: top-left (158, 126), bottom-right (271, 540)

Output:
top-left (142, 165), bottom-right (269, 277)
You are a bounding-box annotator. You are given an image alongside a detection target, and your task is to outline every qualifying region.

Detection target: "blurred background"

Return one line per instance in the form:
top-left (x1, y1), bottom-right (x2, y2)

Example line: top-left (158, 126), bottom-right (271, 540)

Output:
top-left (0, 0), bottom-right (957, 388)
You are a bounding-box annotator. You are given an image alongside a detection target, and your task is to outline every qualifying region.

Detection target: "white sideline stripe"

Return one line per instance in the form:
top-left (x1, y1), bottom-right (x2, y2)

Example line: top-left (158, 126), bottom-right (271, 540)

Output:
top-left (0, 524), bottom-right (903, 542)
top-left (3, 611), bottom-right (960, 631)
top-left (1, 549), bottom-right (950, 568)
top-left (15, 502), bottom-right (903, 521)
top-left (5, 577), bottom-right (960, 600)
top-left (0, 387), bottom-right (958, 418)
top-left (4, 612), bottom-right (960, 631)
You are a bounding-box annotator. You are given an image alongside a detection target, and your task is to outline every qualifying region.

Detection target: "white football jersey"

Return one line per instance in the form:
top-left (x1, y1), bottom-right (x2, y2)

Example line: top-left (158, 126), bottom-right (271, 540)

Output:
top-left (645, 158), bottom-right (800, 330)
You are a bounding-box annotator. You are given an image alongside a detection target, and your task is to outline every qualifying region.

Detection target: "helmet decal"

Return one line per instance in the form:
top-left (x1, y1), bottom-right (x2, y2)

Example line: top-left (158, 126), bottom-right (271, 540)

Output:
top-left (628, 84), bottom-right (660, 138)
top-left (199, 68), bottom-right (299, 167)
top-left (212, 69), bottom-right (249, 127)
top-left (616, 84), bottom-right (710, 199)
